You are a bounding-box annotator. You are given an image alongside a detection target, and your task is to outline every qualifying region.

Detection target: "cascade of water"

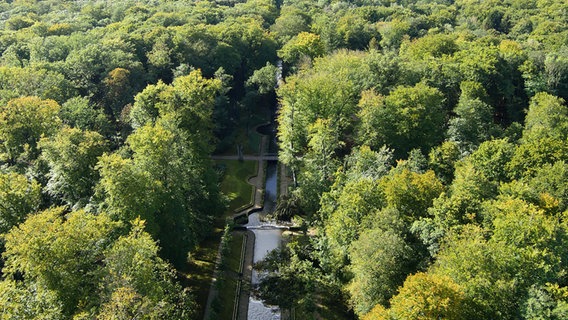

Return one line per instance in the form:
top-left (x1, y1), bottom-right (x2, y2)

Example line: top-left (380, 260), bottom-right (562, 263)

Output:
top-left (246, 223), bottom-right (282, 320)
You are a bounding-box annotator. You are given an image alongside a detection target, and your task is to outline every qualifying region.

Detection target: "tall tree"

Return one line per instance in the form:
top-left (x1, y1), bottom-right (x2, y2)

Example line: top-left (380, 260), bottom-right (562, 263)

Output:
top-left (358, 83), bottom-right (446, 158)
top-left (278, 32), bottom-right (325, 66)
top-left (348, 227), bottom-right (414, 315)
top-left (0, 97), bottom-right (61, 165)
top-left (388, 273), bottom-right (467, 320)
top-left (0, 172), bottom-right (41, 235)
top-left (100, 219), bottom-right (194, 319)
top-left (447, 81), bottom-right (498, 151)
top-left (59, 96), bottom-right (112, 136)
top-left (2, 208), bottom-right (121, 317)
top-left (507, 93), bottom-right (568, 179)
top-left (40, 127), bottom-right (108, 208)
top-left (99, 70), bottom-right (224, 266)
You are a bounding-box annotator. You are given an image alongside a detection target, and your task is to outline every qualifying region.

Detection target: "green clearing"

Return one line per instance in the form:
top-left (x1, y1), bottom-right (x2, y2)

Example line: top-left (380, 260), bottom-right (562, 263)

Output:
top-left (218, 160), bottom-right (258, 212)
top-left (186, 160), bottom-right (256, 319)
top-left (217, 232), bottom-right (245, 319)
top-left (185, 233), bottom-right (220, 319)
top-left (226, 232), bottom-right (245, 273)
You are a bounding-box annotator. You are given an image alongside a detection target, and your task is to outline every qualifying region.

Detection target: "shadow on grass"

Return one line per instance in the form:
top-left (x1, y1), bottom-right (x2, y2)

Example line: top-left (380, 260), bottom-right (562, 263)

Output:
top-left (183, 160), bottom-right (256, 319)
top-left (218, 160), bottom-right (258, 212)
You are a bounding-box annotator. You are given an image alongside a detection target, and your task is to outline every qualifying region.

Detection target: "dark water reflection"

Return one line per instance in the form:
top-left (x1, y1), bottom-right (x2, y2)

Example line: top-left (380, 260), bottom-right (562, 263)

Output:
top-left (256, 123), bottom-right (278, 154)
top-left (263, 160), bottom-right (278, 213)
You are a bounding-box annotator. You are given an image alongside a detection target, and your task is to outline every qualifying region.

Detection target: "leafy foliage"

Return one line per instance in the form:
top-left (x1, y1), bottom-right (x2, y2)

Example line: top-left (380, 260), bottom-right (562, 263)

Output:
top-left (0, 172), bottom-right (41, 235)
top-left (40, 127), bottom-right (108, 208)
top-left (1, 0), bottom-right (568, 317)
top-left (1, 210), bottom-right (194, 318)
top-left (0, 97), bottom-right (61, 164)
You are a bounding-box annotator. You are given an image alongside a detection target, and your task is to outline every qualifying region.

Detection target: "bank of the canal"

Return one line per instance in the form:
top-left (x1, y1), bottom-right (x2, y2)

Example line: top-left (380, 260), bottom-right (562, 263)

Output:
top-left (204, 61), bottom-right (290, 320)
top-left (203, 139), bottom-right (290, 319)
top-left (244, 158), bottom-right (284, 320)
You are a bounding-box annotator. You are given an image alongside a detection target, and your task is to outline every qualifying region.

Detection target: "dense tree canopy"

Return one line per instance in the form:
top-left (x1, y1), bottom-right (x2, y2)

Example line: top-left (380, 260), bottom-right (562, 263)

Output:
top-left (0, 172), bottom-right (41, 235)
top-left (0, 97), bottom-right (61, 165)
top-left (1, 209), bottom-right (192, 318)
top-left (267, 0), bottom-right (568, 319)
top-left (40, 127), bottom-right (108, 208)
top-left (0, 0), bottom-right (567, 318)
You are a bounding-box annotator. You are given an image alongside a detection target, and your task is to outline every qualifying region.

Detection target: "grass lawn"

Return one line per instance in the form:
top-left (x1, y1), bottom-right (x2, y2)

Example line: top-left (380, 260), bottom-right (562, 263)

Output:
top-left (227, 232), bottom-right (245, 273)
top-left (184, 230), bottom-right (222, 319)
top-left (218, 160), bottom-right (257, 212)
top-left (185, 160), bottom-right (256, 319)
top-left (217, 232), bottom-right (245, 319)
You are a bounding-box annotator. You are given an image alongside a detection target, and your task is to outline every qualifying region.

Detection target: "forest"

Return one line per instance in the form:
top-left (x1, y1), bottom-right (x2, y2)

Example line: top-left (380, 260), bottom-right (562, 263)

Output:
top-left (0, 0), bottom-right (567, 319)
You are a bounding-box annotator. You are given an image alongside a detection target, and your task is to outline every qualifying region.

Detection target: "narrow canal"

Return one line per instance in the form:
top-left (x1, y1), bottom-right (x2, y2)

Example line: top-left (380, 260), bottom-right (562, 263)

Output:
top-left (245, 162), bottom-right (283, 319)
top-left (243, 60), bottom-right (284, 320)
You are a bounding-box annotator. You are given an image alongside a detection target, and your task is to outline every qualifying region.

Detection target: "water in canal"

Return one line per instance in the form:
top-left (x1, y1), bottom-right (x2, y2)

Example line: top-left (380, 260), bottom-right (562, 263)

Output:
top-left (245, 160), bottom-right (282, 320)
top-left (246, 60), bottom-right (284, 319)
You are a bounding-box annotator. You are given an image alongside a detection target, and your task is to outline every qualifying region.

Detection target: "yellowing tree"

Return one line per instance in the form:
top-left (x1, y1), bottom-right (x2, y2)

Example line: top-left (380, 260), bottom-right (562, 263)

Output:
top-left (278, 32), bottom-right (325, 65)
top-left (0, 97), bottom-right (61, 164)
top-left (389, 273), bottom-right (466, 320)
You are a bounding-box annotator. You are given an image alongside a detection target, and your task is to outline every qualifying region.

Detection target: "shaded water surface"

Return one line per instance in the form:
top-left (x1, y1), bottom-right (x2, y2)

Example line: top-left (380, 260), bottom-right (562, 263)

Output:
top-left (246, 61), bottom-right (283, 319)
top-left (245, 160), bottom-right (282, 319)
